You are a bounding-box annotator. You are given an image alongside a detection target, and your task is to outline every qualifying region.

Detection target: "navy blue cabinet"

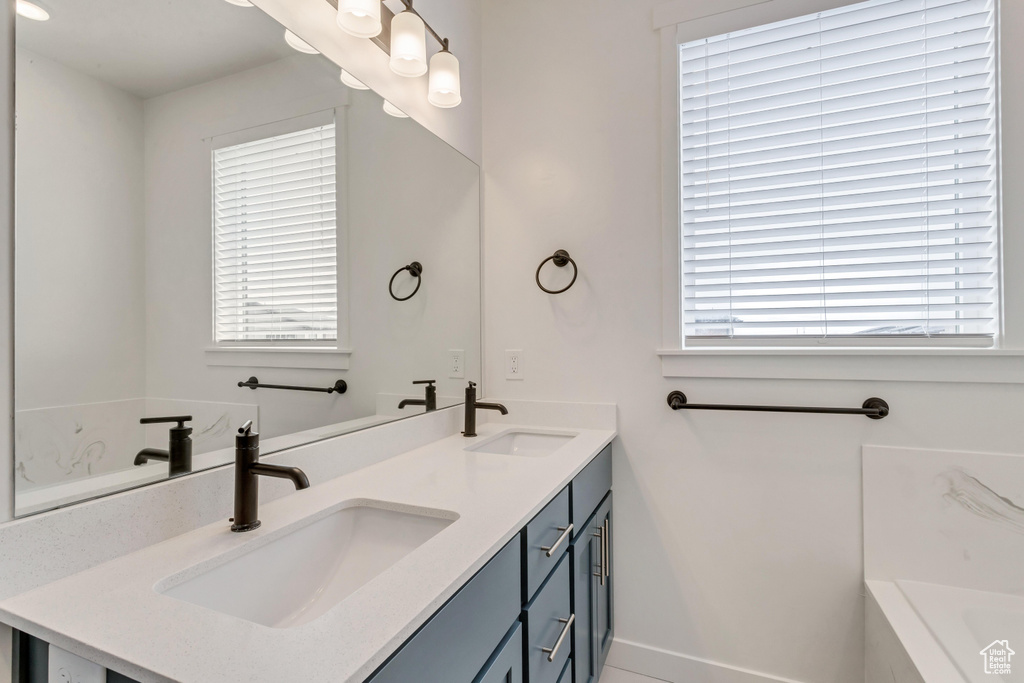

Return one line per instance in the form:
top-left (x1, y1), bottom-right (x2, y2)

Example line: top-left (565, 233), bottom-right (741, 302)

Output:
top-left (473, 623), bottom-right (524, 683)
top-left (593, 493), bottom-right (614, 674)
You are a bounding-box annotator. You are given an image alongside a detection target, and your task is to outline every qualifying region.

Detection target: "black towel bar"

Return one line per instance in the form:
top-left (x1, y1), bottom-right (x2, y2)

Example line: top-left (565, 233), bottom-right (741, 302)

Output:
top-left (666, 391), bottom-right (888, 419)
top-left (238, 376), bottom-right (347, 395)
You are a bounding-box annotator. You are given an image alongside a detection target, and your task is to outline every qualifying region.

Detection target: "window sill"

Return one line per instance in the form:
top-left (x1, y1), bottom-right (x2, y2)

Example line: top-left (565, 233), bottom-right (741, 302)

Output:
top-left (658, 348), bottom-right (1024, 384)
top-left (205, 346), bottom-right (352, 370)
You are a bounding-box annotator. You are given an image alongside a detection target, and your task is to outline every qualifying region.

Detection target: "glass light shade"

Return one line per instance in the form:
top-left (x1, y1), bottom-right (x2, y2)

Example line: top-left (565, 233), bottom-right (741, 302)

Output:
top-left (382, 101), bottom-right (409, 118)
top-left (340, 69), bottom-right (369, 90)
top-left (284, 30), bottom-right (319, 55)
top-left (222, 0), bottom-right (253, 6)
top-left (428, 50), bottom-right (461, 108)
top-left (336, 0), bottom-right (381, 39)
top-left (16, 0), bottom-right (49, 20)
top-left (389, 11), bottom-right (427, 77)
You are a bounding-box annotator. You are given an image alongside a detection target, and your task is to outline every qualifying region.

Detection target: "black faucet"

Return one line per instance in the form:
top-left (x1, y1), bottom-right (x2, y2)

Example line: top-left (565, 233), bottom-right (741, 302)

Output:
top-left (399, 379), bottom-right (437, 412)
top-left (135, 416), bottom-right (193, 477)
top-left (231, 420), bottom-right (310, 532)
top-left (463, 381), bottom-right (508, 437)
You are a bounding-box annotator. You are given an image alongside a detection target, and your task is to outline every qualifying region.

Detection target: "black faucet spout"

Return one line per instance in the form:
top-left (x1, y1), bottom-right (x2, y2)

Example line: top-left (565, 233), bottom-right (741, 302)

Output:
top-left (134, 448), bottom-right (169, 466)
top-left (398, 398), bottom-right (426, 409)
top-left (250, 463), bottom-right (310, 490)
top-left (475, 402), bottom-right (509, 415)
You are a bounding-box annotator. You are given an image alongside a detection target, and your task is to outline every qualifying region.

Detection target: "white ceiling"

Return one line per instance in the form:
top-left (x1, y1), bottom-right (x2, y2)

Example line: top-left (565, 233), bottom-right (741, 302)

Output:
top-left (16, 0), bottom-right (298, 99)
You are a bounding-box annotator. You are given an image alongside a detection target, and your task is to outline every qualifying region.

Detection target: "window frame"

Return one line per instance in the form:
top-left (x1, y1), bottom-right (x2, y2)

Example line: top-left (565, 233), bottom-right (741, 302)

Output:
top-left (204, 108), bottom-right (351, 370)
top-left (656, 0), bottom-right (1024, 382)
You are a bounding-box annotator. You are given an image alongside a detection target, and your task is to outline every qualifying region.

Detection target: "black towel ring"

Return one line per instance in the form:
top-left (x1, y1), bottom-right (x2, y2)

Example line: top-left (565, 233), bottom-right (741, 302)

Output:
top-left (536, 249), bottom-right (577, 294)
top-left (389, 261), bottom-right (423, 301)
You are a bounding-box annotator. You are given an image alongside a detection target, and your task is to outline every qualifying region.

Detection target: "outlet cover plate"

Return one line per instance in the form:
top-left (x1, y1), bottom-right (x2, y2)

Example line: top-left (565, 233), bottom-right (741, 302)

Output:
top-left (505, 349), bottom-right (523, 380)
top-left (449, 349), bottom-right (465, 379)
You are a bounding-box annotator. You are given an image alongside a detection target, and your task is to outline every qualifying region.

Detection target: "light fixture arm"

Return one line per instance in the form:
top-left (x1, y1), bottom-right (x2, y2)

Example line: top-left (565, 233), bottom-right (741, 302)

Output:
top-left (398, 0), bottom-right (449, 51)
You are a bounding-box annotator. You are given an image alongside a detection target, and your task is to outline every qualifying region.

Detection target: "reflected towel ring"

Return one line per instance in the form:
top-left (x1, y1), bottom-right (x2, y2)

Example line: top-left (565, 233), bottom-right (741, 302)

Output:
top-left (536, 249), bottom-right (577, 294)
top-left (389, 261), bottom-right (423, 301)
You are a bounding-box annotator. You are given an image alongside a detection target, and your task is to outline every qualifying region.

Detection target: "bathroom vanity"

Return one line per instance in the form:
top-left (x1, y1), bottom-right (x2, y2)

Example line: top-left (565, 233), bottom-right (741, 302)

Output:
top-left (0, 405), bottom-right (616, 682)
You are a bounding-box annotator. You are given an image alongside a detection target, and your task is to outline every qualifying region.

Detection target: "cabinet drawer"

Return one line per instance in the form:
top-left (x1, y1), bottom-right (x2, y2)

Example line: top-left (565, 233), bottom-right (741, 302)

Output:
top-left (525, 556), bottom-right (572, 683)
top-left (524, 487), bottom-right (571, 600)
top-left (473, 622), bottom-right (524, 683)
top-left (570, 444), bottom-right (611, 535)
top-left (369, 536), bottom-right (522, 683)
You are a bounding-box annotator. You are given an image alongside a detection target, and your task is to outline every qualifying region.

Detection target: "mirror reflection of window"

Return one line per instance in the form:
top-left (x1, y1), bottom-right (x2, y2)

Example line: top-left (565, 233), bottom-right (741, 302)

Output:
top-left (213, 121), bottom-right (339, 345)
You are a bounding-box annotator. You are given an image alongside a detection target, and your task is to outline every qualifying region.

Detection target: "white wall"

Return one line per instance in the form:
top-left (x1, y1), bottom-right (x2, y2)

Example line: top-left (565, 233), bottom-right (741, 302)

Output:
top-left (480, 1), bottom-right (1024, 682)
top-left (14, 48), bottom-right (146, 411)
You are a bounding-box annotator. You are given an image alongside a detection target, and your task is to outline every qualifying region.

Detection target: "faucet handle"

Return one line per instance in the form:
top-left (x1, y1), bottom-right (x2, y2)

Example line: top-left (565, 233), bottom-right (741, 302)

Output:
top-left (467, 381), bottom-right (476, 388)
top-left (141, 415), bottom-right (192, 429)
top-left (238, 420), bottom-right (254, 435)
top-left (413, 380), bottom-right (436, 386)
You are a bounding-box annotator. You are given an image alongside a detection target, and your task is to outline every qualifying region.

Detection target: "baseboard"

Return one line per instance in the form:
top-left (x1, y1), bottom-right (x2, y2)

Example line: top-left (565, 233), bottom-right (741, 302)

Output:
top-left (606, 638), bottom-right (808, 683)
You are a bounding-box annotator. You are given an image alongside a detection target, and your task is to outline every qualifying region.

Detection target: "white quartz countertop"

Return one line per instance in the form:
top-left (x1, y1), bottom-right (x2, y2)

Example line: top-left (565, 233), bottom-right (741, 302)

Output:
top-left (0, 421), bottom-right (615, 682)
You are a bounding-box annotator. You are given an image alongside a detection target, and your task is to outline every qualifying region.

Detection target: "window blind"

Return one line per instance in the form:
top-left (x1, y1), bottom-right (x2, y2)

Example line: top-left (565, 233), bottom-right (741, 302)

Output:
top-left (214, 123), bottom-right (337, 343)
top-left (680, 0), bottom-right (999, 342)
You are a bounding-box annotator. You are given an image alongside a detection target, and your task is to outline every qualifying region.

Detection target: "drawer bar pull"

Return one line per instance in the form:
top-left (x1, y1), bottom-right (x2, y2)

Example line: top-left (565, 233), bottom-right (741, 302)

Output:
top-left (542, 614), bottom-right (575, 662)
top-left (598, 520), bottom-right (606, 581)
top-left (593, 524), bottom-right (605, 585)
top-left (541, 524), bottom-right (574, 557)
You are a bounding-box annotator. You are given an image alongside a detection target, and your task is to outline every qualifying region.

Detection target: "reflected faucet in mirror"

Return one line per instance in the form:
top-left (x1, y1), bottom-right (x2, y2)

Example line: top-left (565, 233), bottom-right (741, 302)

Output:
top-left (134, 416), bottom-right (193, 477)
top-left (399, 380), bottom-right (437, 412)
top-left (231, 420), bottom-right (311, 532)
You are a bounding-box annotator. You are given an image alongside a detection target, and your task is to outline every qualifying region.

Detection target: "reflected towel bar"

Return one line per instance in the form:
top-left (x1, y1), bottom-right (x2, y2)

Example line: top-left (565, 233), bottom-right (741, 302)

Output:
top-left (239, 376), bottom-right (347, 395)
top-left (666, 391), bottom-right (888, 419)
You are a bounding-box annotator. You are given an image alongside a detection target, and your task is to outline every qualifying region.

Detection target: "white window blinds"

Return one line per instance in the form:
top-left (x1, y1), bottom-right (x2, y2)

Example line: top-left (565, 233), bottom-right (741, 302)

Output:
top-left (680, 0), bottom-right (999, 342)
top-left (214, 123), bottom-right (337, 343)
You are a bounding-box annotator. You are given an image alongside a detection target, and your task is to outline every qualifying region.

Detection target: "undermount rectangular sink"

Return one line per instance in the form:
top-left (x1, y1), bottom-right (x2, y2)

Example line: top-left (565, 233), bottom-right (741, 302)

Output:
top-left (157, 501), bottom-right (456, 628)
top-left (467, 430), bottom-right (577, 457)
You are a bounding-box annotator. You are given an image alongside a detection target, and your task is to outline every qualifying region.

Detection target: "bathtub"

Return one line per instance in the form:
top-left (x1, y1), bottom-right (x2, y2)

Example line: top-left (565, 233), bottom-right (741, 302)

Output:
top-left (867, 579), bottom-right (1024, 682)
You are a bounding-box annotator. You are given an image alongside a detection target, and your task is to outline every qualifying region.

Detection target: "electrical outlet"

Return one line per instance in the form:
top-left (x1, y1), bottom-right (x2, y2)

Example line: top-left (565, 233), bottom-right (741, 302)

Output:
top-left (505, 349), bottom-right (523, 380)
top-left (449, 349), bottom-right (465, 379)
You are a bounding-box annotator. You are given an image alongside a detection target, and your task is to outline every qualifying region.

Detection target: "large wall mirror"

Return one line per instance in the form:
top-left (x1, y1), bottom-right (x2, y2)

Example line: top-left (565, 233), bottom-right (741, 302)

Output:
top-left (13, 0), bottom-right (481, 516)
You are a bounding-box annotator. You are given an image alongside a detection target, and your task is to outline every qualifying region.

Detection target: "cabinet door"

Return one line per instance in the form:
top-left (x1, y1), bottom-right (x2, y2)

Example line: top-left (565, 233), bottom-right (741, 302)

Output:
top-left (593, 493), bottom-right (614, 676)
top-left (570, 511), bottom-right (601, 683)
top-left (473, 622), bottom-right (523, 683)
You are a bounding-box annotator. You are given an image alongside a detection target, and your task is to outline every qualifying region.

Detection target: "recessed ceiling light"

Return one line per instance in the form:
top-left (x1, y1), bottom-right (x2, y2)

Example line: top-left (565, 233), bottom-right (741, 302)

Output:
top-left (223, 0), bottom-right (254, 6)
top-left (382, 100), bottom-right (408, 118)
top-left (284, 29), bottom-right (319, 55)
top-left (16, 0), bottom-right (50, 21)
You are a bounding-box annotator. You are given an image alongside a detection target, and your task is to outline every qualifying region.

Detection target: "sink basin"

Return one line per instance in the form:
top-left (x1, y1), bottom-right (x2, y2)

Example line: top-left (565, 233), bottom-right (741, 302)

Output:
top-left (158, 501), bottom-right (456, 628)
top-left (467, 431), bottom-right (577, 457)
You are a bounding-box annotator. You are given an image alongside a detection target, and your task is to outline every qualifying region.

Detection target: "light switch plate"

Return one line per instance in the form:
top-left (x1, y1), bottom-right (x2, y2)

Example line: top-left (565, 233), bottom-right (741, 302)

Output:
top-left (48, 645), bottom-right (105, 683)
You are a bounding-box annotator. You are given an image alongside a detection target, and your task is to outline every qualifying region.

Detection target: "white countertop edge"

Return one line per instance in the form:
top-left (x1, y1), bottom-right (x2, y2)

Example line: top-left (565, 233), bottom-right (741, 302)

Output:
top-left (0, 423), bottom-right (617, 683)
top-left (864, 580), bottom-right (965, 682)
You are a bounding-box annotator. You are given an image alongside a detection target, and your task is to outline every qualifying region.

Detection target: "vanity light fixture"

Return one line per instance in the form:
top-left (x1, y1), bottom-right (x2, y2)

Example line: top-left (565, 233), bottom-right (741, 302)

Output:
top-left (428, 41), bottom-right (461, 108)
top-left (382, 100), bottom-right (409, 118)
top-left (327, 0), bottom-right (462, 109)
top-left (284, 29), bottom-right (319, 55)
top-left (389, 7), bottom-right (427, 77)
top-left (16, 0), bottom-right (49, 21)
top-left (222, 0), bottom-right (254, 6)
top-left (340, 69), bottom-right (370, 90)
top-left (336, 0), bottom-right (382, 39)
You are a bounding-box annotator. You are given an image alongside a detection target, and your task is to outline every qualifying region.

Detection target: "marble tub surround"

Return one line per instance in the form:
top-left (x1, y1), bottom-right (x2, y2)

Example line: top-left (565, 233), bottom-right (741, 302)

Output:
top-left (15, 398), bottom-right (255, 495)
top-left (863, 446), bottom-right (1024, 681)
top-left (0, 409), bottom-right (616, 682)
